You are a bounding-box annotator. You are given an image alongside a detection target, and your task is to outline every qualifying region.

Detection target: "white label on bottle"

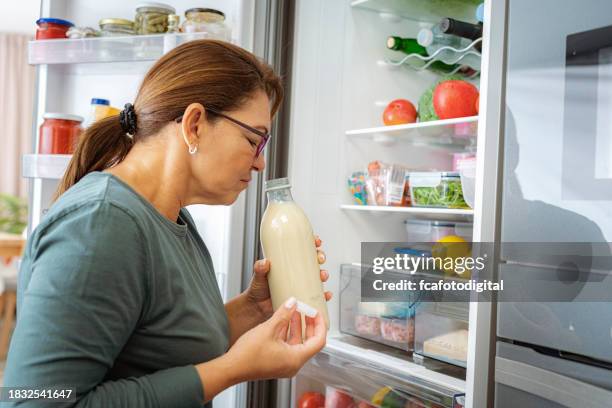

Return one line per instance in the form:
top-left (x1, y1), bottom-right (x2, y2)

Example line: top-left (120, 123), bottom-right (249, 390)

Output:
top-left (387, 182), bottom-right (405, 204)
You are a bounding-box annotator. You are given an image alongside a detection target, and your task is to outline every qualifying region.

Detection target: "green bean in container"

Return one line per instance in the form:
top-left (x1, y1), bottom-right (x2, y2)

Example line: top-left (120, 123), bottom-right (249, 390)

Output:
top-left (134, 2), bottom-right (175, 34)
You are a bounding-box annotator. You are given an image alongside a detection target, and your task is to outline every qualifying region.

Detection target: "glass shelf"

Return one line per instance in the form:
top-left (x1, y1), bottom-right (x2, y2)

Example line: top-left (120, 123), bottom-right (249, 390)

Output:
top-left (346, 116), bottom-right (478, 151)
top-left (340, 205), bottom-right (474, 222)
top-left (382, 38), bottom-right (482, 79)
top-left (351, 0), bottom-right (481, 24)
top-left (28, 32), bottom-right (212, 65)
top-left (22, 154), bottom-right (71, 179)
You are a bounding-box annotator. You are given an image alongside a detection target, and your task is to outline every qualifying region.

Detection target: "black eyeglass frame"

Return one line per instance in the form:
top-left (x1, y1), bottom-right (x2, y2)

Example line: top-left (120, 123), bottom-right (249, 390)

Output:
top-left (175, 107), bottom-right (270, 157)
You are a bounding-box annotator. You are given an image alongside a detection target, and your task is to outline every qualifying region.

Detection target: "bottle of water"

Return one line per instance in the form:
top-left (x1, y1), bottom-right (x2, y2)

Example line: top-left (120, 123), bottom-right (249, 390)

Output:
top-left (417, 26), bottom-right (480, 70)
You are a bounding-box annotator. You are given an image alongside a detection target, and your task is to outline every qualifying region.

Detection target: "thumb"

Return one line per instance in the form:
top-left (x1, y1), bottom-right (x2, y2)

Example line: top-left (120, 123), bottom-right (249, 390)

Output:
top-left (253, 259), bottom-right (270, 276)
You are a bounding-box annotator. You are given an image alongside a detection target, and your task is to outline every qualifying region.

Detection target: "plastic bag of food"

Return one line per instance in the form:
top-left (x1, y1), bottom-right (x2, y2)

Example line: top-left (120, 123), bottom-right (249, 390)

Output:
top-left (386, 165), bottom-right (410, 206)
top-left (347, 171), bottom-right (367, 205)
top-left (366, 161), bottom-right (389, 206)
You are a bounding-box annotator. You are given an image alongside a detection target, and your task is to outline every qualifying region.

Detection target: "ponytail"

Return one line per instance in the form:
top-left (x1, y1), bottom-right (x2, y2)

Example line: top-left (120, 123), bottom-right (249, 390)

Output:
top-left (54, 115), bottom-right (133, 200)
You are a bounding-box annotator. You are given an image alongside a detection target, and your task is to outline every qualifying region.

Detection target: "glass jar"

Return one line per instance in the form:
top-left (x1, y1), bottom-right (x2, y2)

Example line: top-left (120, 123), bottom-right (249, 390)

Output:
top-left (409, 172), bottom-right (469, 208)
top-left (39, 113), bottom-right (84, 155)
top-left (167, 14), bottom-right (180, 33)
top-left (135, 2), bottom-right (176, 35)
top-left (99, 18), bottom-right (135, 36)
top-left (35, 18), bottom-right (74, 40)
top-left (181, 8), bottom-right (231, 40)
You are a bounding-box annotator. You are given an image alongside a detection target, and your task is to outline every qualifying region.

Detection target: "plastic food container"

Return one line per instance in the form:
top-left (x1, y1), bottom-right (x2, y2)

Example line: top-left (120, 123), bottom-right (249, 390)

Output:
top-left (135, 2), bottom-right (175, 34)
top-left (409, 172), bottom-right (469, 209)
top-left (39, 113), bottom-right (84, 154)
top-left (99, 18), bottom-right (135, 36)
top-left (181, 8), bottom-right (231, 40)
top-left (36, 18), bottom-right (74, 40)
top-left (457, 158), bottom-right (476, 209)
top-left (451, 152), bottom-right (475, 171)
top-left (405, 220), bottom-right (473, 242)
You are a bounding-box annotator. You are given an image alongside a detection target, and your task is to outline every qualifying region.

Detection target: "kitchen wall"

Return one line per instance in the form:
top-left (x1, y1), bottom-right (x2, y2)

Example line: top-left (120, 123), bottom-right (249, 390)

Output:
top-left (2, 2), bottom-right (40, 35)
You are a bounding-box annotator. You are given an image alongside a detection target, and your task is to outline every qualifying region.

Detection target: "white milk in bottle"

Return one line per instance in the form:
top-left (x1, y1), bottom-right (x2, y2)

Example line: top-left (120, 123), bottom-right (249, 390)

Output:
top-left (260, 178), bottom-right (330, 328)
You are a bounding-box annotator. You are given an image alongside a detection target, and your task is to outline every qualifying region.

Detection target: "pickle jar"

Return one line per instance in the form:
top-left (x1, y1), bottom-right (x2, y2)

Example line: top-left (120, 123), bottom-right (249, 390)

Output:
top-left (134, 2), bottom-right (176, 35)
top-left (99, 18), bottom-right (135, 36)
top-left (181, 8), bottom-right (231, 40)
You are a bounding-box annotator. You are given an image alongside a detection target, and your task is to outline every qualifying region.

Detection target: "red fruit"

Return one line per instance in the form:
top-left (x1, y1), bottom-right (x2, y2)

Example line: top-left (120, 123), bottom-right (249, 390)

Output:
top-left (382, 99), bottom-right (417, 126)
top-left (298, 392), bottom-right (326, 408)
top-left (475, 95), bottom-right (480, 114)
top-left (356, 401), bottom-right (376, 408)
top-left (325, 389), bottom-right (355, 408)
top-left (433, 80), bottom-right (479, 119)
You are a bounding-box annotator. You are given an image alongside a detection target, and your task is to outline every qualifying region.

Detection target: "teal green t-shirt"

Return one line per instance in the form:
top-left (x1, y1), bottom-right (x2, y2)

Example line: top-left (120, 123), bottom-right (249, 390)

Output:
top-left (3, 172), bottom-right (230, 407)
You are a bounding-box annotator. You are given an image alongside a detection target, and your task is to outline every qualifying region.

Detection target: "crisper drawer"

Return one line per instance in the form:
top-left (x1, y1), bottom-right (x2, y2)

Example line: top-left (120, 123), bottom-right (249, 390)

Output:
top-left (340, 264), bottom-right (416, 352)
top-left (295, 345), bottom-right (465, 408)
top-left (414, 302), bottom-right (469, 368)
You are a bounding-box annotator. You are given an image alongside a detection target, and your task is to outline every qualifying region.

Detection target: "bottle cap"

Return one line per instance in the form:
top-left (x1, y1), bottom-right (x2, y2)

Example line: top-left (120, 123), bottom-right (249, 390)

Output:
top-left (386, 36), bottom-right (399, 50)
top-left (91, 98), bottom-right (110, 106)
top-left (417, 28), bottom-right (434, 47)
top-left (476, 4), bottom-right (484, 22)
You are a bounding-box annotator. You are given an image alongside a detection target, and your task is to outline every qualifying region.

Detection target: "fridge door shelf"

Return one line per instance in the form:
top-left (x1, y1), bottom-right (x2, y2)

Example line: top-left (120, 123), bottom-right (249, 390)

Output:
top-left (340, 204), bottom-right (474, 222)
top-left (351, 0), bottom-right (481, 24)
top-left (295, 336), bottom-right (465, 408)
top-left (22, 154), bottom-right (71, 179)
top-left (346, 116), bottom-right (477, 152)
top-left (28, 32), bottom-right (214, 65)
top-left (382, 38), bottom-right (482, 78)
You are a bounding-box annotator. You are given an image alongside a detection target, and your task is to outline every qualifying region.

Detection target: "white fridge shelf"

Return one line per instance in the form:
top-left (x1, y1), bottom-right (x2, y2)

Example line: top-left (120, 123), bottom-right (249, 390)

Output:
top-left (22, 154), bottom-right (71, 179)
top-left (340, 204), bottom-right (474, 221)
top-left (351, 0), bottom-right (480, 24)
top-left (346, 116), bottom-right (478, 151)
top-left (28, 32), bottom-right (212, 65)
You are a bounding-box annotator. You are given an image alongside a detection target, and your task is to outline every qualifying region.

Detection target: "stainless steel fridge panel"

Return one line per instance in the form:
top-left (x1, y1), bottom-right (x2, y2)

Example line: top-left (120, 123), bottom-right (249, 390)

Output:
top-left (497, 263), bottom-right (612, 364)
top-left (494, 342), bottom-right (612, 408)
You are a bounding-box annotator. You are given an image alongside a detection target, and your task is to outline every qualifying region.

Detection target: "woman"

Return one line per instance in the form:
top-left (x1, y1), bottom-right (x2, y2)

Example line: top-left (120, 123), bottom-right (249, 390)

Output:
top-left (3, 40), bottom-right (330, 407)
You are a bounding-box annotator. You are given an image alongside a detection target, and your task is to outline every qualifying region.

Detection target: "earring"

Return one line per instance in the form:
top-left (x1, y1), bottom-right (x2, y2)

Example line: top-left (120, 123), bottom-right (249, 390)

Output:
top-left (189, 145), bottom-right (198, 155)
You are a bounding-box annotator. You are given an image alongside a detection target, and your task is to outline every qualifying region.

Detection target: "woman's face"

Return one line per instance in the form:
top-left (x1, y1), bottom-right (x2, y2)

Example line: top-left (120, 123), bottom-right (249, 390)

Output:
top-left (186, 91), bottom-right (272, 205)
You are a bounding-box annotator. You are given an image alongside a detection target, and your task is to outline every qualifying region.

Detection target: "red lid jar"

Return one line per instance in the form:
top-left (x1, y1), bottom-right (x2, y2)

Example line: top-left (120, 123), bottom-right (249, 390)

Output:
top-left (39, 113), bottom-right (83, 154)
top-left (36, 18), bottom-right (74, 40)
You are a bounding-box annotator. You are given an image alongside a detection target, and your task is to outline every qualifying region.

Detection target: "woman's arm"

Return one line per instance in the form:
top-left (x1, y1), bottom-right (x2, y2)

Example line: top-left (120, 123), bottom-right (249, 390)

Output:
top-left (224, 291), bottom-right (266, 345)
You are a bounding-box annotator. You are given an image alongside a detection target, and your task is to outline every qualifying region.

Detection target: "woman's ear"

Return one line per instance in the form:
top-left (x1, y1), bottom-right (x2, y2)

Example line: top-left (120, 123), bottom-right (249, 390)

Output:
top-left (180, 103), bottom-right (206, 148)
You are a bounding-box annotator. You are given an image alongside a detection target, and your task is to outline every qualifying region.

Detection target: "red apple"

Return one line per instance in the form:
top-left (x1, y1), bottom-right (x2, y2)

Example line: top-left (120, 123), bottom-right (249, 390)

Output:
top-left (382, 99), bottom-right (417, 125)
top-left (298, 391), bottom-right (326, 408)
top-left (433, 80), bottom-right (479, 119)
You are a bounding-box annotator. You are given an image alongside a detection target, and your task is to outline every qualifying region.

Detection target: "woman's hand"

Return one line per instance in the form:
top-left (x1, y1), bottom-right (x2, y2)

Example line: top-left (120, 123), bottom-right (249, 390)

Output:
top-left (226, 297), bottom-right (327, 381)
top-left (246, 235), bottom-right (332, 320)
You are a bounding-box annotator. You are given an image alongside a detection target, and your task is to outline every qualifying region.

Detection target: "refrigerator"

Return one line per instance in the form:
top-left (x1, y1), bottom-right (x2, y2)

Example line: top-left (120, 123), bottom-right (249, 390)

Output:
top-left (23, 0), bottom-right (496, 407)
top-left (493, 0), bottom-right (612, 407)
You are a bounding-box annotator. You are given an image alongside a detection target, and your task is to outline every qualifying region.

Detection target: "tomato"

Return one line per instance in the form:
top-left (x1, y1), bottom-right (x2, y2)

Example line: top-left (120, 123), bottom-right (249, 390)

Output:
top-left (325, 389), bottom-right (356, 408)
top-left (382, 99), bottom-right (417, 126)
top-left (298, 392), bottom-right (326, 408)
top-left (475, 95), bottom-right (480, 114)
top-left (432, 80), bottom-right (479, 119)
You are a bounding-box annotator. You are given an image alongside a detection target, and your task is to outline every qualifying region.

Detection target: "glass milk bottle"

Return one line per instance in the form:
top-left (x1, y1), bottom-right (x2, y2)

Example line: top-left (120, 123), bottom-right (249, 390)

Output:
top-left (260, 178), bottom-right (330, 328)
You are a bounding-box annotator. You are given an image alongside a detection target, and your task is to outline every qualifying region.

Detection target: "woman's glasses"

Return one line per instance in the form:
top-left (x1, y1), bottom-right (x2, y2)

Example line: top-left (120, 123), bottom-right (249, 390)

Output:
top-left (175, 107), bottom-right (270, 158)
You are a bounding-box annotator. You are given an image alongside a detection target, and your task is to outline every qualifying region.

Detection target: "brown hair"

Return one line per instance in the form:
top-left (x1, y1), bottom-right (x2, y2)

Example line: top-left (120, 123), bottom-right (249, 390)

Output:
top-left (55, 39), bottom-right (283, 199)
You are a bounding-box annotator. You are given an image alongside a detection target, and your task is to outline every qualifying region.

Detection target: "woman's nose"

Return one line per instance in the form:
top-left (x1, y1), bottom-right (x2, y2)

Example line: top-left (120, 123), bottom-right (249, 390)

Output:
top-left (253, 153), bottom-right (266, 172)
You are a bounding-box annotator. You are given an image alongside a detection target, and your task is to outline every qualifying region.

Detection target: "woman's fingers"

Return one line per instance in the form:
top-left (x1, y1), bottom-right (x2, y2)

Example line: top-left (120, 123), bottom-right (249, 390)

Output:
top-left (324, 291), bottom-right (333, 301)
top-left (314, 235), bottom-right (322, 248)
top-left (287, 311), bottom-right (303, 345)
top-left (320, 269), bottom-right (329, 282)
top-left (300, 313), bottom-right (327, 356)
top-left (253, 258), bottom-right (270, 276)
top-left (317, 249), bottom-right (326, 265)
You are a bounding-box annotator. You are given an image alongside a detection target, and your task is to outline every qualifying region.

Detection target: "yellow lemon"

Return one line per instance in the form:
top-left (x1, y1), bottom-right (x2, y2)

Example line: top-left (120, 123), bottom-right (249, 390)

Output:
top-left (432, 235), bottom-right (471, 277)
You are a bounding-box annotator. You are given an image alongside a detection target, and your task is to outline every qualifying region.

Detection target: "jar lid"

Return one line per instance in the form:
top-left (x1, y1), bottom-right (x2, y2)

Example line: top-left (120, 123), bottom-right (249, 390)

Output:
top-left (265, 177), bottom-right (291, 192)
top-left (136, 2), bottom-right (176, 13)
top-left (36, 18), bottom-right (74, 27)
top-left (185, 8), bottom-right (225, 20)
top-left (91, 98), bottom-right (110, 106)
top-left (99, 18), bottom-right (135, 28)
top-left (43, 113), bottom-right (84, 122)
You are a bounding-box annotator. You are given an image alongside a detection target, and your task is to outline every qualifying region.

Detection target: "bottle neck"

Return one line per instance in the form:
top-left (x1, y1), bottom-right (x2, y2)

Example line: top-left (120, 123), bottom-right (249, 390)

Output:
top-left (266, 187), bottom-right (294, 203)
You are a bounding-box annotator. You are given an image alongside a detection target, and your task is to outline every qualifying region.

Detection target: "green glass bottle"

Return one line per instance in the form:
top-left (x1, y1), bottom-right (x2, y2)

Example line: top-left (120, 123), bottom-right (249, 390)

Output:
top-left (386, 36), bottom-right (460, 74)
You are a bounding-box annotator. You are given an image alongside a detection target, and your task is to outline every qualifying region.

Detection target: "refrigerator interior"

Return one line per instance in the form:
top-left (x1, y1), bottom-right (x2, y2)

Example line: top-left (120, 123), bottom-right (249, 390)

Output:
top-left (25, 1), bottom-right (254, 406)
top-left (287, 0), bottom-right (481, 406)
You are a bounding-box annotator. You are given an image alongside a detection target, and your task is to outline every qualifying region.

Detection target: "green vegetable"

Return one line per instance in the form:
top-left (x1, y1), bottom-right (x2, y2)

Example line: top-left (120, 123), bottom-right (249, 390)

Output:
top-left (418, 74), bottom-right (464, 122)
top-left (0, 194), bottom-right (27, 234)
top-left (412, 180), bottom-right (468, 208)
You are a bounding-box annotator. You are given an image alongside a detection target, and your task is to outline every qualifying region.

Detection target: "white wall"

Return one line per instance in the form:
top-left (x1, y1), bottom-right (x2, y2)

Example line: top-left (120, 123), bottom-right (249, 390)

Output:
top-left (1, 1), bottom-right (40, 35)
